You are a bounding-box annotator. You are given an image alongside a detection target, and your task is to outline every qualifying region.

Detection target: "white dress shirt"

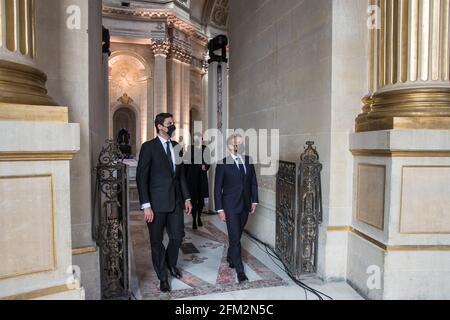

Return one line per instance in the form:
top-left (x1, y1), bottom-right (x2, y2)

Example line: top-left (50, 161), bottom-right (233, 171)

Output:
top-left (141, 135), bottom-right (190, 210)
top-left (231, 153), bottom-right (246, 174)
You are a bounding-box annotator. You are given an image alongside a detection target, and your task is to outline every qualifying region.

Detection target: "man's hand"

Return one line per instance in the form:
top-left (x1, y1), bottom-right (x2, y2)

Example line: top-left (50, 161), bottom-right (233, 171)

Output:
top-left (185, 200), bottom-right (193, 215)
top-left (144, 208), bottom-right (154, 223)
top-left (250, 203), bottom-right (257, 215)
top-left (218, 211), bottom-right (226, 222)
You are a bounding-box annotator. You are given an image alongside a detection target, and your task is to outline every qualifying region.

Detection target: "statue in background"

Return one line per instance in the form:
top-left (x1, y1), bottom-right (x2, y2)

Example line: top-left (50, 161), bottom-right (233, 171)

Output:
top-left (117, 128), bottom-right (132, 159)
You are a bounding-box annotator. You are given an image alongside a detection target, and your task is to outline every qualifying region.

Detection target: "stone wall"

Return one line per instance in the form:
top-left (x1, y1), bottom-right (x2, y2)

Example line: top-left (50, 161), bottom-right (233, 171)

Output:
top-left (228, 0), bottom-right (333, 251)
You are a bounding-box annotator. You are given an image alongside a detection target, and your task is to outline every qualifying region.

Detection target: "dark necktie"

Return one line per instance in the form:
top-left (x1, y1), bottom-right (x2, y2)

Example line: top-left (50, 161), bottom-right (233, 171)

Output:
top-left (166, 141), bottom-right (174, 173)
top-left (236, 157), bottom-right (246, 175)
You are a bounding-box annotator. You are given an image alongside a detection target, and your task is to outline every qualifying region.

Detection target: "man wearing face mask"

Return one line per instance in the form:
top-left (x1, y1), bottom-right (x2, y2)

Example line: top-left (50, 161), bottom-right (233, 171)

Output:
top-left (214, 134), bottom-right (259, 284)
top-left (136, 113), bottom-right (193, 293)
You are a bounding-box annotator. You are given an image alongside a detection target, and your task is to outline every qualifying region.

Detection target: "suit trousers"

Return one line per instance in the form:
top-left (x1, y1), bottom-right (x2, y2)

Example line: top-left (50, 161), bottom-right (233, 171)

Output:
top-left (225, 210), bottom-right (249, 274)
top-left (147, 206), bottom-right (185, 281)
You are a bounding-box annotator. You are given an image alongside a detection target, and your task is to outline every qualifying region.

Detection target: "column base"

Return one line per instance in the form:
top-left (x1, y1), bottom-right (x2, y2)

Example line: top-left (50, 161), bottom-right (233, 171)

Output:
top-left (0, 60), bottom-right (57, 106)
top-left (356, 116), bottom-right (450, 132)
top-left (348, 130), bottom-right (450, 299)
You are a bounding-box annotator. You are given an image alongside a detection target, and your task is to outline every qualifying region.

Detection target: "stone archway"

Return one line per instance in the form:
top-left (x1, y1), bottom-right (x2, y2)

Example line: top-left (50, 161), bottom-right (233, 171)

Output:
top-left (113, 106), bottom-right (138, 156)
top-left (109, 51), bottom-right (153, 152)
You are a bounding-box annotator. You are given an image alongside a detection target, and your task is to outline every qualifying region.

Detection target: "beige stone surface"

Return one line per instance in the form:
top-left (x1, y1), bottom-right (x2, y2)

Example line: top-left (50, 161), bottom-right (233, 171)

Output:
top-left (400, 166), bottom-right (450, 234)
top-left (0, 175), bottom-right (55, 279)
top-left (356, 164), bottom-right (386, 231)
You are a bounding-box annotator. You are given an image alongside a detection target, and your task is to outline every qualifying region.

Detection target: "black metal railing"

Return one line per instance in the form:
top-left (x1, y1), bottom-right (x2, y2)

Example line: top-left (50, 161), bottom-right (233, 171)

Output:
top-left (93, 140), bottom-right (129, 300)
top-left (276, 141), bottom-right (323, 278)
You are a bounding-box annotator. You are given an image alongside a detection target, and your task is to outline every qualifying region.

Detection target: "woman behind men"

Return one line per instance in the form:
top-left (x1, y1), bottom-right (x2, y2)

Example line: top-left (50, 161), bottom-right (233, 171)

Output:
top-left (185, 134), bottom-right (210, 229)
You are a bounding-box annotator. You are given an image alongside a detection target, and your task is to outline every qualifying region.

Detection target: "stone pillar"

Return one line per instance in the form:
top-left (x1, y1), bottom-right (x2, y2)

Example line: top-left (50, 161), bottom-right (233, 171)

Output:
top-left (356, 0), bottom-right (450, 132)
top-left (151, 39), bottom-right (169, 116)
top-left (0, 0), bottom-right (82, 300)
top-left (167, 40), bottom-right (191, 144)
top-left (348, 0), bottom-right (450, 299)
top-left (207, 52), bottom-right (229, 212)
top-left (168, 55), bottom-right (182, 132)
top-left (180, 57), bottom-right (191, 143)
top-left (208, 60), bottom-right (228, 147)
top-left (0, 0), bottom-right (54, 105)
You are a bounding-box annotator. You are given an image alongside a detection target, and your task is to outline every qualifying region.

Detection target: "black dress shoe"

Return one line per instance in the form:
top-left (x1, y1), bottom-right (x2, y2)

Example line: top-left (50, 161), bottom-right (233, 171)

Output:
top-left (192, 223), bottom-right (198, 230)
top-left (168, 266), bottom-right (182, 279)
top-left (198, 218), bottom-right (203, 227)
top-left (226, 257), bottom-right (235, 269)
top-left (160, 280), bottom-right (171, 293)
top-left (237, 272), bottom-right (248, 283)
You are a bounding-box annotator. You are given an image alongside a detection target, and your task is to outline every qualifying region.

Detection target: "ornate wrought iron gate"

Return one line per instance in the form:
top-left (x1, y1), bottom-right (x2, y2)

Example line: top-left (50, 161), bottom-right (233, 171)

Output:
top-left (275, 161), bottom-right (297, 272)
top-left (93, 140), bottom-right (130, 299)
top-left (276, 142), bottom-right (323, 278)
top-left (297, 142), bottom-right (323, 275)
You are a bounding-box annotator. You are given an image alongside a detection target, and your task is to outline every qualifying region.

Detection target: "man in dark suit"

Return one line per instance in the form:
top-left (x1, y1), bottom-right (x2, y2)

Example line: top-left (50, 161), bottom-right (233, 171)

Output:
top-left (185, 134), bottom-right (210, 229)
top-left (136, 113), bottom-right (193, 293)
top-left (214, 134), bottom-right (259, 283)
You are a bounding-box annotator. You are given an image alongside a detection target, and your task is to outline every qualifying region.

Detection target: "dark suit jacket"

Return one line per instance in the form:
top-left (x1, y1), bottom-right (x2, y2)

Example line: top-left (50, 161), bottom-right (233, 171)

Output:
top-left (185, 145), bottom-right (210, 200)
top-left (136, 138), bottom-right (190, 213)
top-left (214, 155), bottom-right (259, 214)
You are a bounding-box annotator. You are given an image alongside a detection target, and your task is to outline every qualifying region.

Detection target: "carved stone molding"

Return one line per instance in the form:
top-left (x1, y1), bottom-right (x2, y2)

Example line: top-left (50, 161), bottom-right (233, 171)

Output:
top-left (151, 39), bottom-right (170, 57)
top-left (102, 5), bottom-right (208, 46)
top-left (117, 93), bottom-right (134, 105)
top-left (210, 0), bottom-right (229, 28)
top-left (169, 45), bottom-right (192, 64)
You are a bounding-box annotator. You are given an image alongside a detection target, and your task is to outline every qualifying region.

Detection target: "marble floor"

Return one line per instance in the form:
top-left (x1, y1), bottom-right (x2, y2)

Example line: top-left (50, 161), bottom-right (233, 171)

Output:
top-left (128, 211), bottom-right (363, 300)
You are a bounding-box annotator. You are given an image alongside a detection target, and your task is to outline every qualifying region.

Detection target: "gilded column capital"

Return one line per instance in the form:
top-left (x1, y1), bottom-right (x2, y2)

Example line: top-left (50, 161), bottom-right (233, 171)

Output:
top-left (151, 39), bottom-right (170, 58)
top-left (356, 0), bottom-right (450, 132)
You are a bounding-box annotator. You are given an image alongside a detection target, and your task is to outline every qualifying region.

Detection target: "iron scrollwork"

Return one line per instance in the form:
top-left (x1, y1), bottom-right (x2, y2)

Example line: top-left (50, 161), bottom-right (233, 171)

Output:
top-left (275, 142), bottom-right (323, 278)
top-left (275, 161), bottom-right (297, 274)
top-left (94, 140), bottom-right (129, 299)
top-left (298, 141), bottom-right (323, 275)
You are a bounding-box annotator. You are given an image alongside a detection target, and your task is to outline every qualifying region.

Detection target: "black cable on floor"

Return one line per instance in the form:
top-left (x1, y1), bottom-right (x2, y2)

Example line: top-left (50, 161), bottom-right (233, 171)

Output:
top-left (243, 230), bottom-right (333, 301)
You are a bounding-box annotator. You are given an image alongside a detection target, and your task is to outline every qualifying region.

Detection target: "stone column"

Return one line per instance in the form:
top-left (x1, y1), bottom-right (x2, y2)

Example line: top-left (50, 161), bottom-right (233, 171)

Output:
top-left (208, 60), bottom-right (228, 145)
top-left (356, 0), bottom-right (450, 132)
top-left (168, 53), bottom-right (182, 132)
top-left (348, 0), bottom-right (450, 299)
top-left (207, 56), bottom-right (229, 212)
top-left (0, 0), bottom-right (82, 300)
top-left (0, 0), bottom-right (54, 105)
top-left (168, 43), bottom-right (192, 144)
top-left (151, 39), bottom-right (169, 116)
top-left (180, 56), bottom-right (191, 142)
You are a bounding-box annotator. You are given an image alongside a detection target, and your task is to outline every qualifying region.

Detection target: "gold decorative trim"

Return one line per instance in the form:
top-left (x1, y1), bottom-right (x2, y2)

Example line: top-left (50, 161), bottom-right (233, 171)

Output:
top-left (351, 149), bottom-right (450, 158)
top-left (0, 59), bottom-right (56, 106)
top-left (0, 102), bottom-right (68, 122)
top-left (327, 226), bottom-right (450, 251)
top-left (72, 246), bottom-right (97, 256)
top-left (356, 88), bottom-right (450, 132)
top-left (0, 284), bottom-right (78, 300)
top-left (0, 151), bottom-right (78, 161)
top-left (356, 163), bottom-right (386, 231)
top-left (0, 174), bottom-right (57, 280)
top-left (399, 165), bottom-right (450, 235)
top-left (327, 226), bottom-right (353, 232)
